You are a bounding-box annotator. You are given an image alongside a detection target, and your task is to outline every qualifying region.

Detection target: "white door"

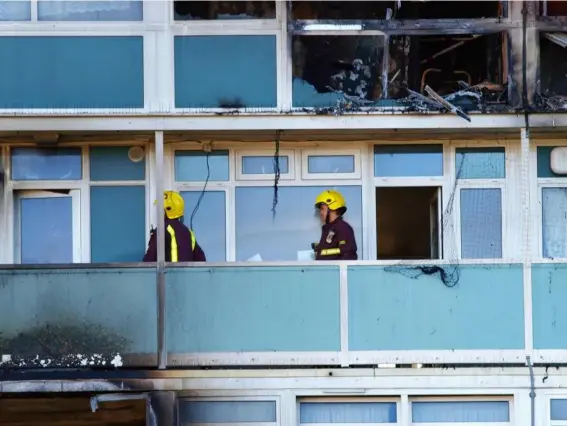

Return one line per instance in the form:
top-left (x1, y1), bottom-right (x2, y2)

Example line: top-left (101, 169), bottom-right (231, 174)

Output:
top-left (429, 187), bottom-right (443, 259)
top-left (14, 190), bottom-right (81, 264)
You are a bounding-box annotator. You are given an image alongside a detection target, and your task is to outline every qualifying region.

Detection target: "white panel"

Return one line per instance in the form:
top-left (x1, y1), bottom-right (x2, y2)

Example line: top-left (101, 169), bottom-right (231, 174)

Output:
top-left (550, 147), bottom-right (567, 175)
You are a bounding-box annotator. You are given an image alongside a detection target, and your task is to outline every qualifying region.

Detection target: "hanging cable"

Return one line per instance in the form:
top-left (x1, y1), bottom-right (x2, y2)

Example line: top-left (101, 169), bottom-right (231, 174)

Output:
top-left (189, 149), bottom-right (211, 230)
top-left (521, 0), bottom-right (530, 133)
top-left (271, 130), bottom-right (281, 219)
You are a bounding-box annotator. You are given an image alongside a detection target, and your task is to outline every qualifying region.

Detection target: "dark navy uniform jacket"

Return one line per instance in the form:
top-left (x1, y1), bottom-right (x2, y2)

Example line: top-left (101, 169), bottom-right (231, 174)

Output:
top-left (314, 217), bottom-right (358, 260)
top-left (143, 218), bottom-right (206, 262)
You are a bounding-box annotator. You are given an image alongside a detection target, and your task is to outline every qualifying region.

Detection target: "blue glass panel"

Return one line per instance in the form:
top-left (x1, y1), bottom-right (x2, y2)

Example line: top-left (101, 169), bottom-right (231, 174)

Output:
top-left (174, 35), bottom-right (277, 108)
top-left (538, 146), bottom-right (564, 178)
top-left (551, 399), bottom-right (567, 420)
top-left (242, 155), bottom-right (289, 175)
top-left (542, 188), bottom-right (567, 258)
top-left (179, 401), bottom-right (277, 423)
top-left (235, 186), bottom-right (362, 261)
top-left (20, 196), bottom-right (73, 264)
top-left (0, 1), bottom-right (31, 20)
top-left (374, 144), bottom-right (443, 177)
top-left (11, 147), bottom-right (82, 180)
top-left (180, 191), bottom-right (226, 261)
top-left (412, 401), bottom-right (509, 423)
top-left (456, 147), bottom-right (505, 179)
top-left (300, 403), bottom-right (397, 424)
top-left (308, 155), bottom-right (355, 174)
top-left (0, 36), bottom-right (143, 109)
top-left (90, 186), bottom-right (146, 263)
top-left (460, 188), bottom-right (502, 259)
top-left (90, 146), bottom-right (145, 181)
top-left (39, 1), bottom-right (142, 21)
top-left (175, 150), bottom-right (229, 182)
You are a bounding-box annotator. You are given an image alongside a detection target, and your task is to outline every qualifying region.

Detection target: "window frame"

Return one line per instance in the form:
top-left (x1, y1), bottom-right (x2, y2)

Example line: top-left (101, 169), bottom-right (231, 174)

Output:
top-left (4, 142), bottom-right (151, 264)
top-left (176, 395), bottom-right (280, 426)
top-left (545, 392), bottom-right (567, 426)
top-left (450, 141), bottom-right (510, 261)
top-left (533, 140), bottom-right (567, 261)
top-left (409, 395), bottom-right (514, 425)
top-left (235, 149), bottom-right (296, 181)
top-left (301, 148), bottom-right (363, 180)
top-left (297, 397), bottom-right (401, 426)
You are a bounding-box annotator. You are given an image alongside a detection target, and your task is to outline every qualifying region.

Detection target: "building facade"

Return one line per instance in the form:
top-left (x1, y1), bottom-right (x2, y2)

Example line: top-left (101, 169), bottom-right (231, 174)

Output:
top-left (2, 0), bottom-right (567, 425)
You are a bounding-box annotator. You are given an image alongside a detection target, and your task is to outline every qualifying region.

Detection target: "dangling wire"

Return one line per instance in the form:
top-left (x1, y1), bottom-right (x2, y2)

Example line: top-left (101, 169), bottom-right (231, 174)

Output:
top-left (271, 130), bottom-right (281, 219)
top-left (190, 149), bottom-right (211, 230)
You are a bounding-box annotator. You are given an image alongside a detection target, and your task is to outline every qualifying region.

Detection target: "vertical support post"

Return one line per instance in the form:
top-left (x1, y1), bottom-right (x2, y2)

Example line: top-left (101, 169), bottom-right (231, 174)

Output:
top-left (155, 130), bottom-right (167, 370)
top-left (339, 263), bottom-right (349, 367)
top-left (520, 128), bottom-right (533, 356)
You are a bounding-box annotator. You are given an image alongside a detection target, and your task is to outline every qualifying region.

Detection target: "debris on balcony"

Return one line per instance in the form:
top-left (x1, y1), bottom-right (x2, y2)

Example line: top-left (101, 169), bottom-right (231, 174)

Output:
top-left (174, 1), bottom-right (275, 20)
top-left (0, 323), bottom-right (129, 368)
top-left (539, 32), bottom-right (567, 110)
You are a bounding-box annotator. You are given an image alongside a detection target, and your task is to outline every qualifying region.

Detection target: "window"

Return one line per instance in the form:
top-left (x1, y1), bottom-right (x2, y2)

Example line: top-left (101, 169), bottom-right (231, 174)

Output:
top-left (180, 191), bottom-right (227, 262)
top-left (236, 150), bottom-right (295, 180)
top-left (178, 400), bottom-right (277, 423)
top-left (0, 36), bottom-right (144, 109)
top-left (173, 1), bottom-right (276, 20)
top-left (0, 1), bottom-right (31, 20)
top-left (174, 150), bottom-right (229, 182)
top-left (302, 150), bottom-right (361, 180)
top-left (235, 185), bottom-right (362, 261)
top-left (11, 147), bottom-right (82, 181)
top-left (538, 146), bottom-right (567, 259)
top-left (411, 400), bottom-right (510, 423)
top-left (292, 36), bottom-right (386, 108)
top-left (15, 190), bottom-right (80, 264)
top-left (174, 36), bottom-right (277, 109)
top-left (374, 145), bottom-right (444, 177)
top-left (456, 147), bottom-right (506, 259)
top-left (37, 1), bottom-right (142, 21)
top-left (551, 399), bottom-right (567, 422)
top-left (299, 401), bottom-right (397, 424)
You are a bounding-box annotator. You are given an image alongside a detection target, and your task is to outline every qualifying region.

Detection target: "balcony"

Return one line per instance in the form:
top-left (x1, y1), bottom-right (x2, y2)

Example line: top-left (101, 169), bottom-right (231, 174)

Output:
top-left (2, 260), bottom-right (565, 370)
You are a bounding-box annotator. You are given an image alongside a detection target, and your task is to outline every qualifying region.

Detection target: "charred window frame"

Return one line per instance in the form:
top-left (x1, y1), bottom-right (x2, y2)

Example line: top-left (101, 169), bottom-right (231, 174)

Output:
top-left (287, 1), bottom-right (513, 113)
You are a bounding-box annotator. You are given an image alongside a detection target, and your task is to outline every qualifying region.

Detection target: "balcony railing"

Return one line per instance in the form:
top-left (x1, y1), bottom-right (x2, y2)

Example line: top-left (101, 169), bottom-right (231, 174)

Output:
top-left (0, 261), bottom-right (565, 369)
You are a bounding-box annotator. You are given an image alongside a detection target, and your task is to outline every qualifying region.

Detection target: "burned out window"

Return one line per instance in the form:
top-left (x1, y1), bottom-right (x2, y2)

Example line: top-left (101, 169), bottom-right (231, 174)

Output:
top-left (292, 35), bottom-right (386, 108)
top-left (540, 0), bottom-right (567, 16)
top-left (540, 33), bottom-right (567, 102)
top-left (387, 33), bottom-right (508, 110)
top-left (174, 1), bottom-right (275, 20)
top-left (290, 1), bottom-right (502, 20)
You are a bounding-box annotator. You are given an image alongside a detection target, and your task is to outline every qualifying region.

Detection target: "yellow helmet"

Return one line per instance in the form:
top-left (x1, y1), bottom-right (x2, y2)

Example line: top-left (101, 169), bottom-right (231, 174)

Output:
top-left (315, 189), bottom-right (347, 213)
top-left (156, 190), bottom-right (184, 220)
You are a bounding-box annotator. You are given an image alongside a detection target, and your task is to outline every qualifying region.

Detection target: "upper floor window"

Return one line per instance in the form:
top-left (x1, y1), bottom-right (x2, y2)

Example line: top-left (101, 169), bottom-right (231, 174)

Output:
top-left (374, 144), bottom-right (444, 177)
top-left (11, 147), bottom-right (82, 181)
top-left (179, 400), bottom-right (277, 423)
top-left (174, 1), bottom-right (276, 20)
top-left (174, 150), bottom-right (229, 182)
top-left (551, 399), bottom-right (567, 423)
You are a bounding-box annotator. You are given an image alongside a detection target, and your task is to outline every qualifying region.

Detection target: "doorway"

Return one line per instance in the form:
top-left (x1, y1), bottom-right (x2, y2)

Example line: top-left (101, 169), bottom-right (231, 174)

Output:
top-left (376, 186), bottom-right (442, 260)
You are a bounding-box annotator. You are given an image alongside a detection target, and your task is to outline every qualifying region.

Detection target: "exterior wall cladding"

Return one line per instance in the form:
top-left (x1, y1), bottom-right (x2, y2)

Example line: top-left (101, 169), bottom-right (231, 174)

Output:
top-left (5, 1), bottom-right (567, 425)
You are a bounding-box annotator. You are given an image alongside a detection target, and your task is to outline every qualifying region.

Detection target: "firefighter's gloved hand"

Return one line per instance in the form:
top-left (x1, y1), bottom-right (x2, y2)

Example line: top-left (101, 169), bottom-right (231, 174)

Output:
top-left (149, 226), bottom-right (156, 236)
top-left (311, 242), bottom-right (318, 251)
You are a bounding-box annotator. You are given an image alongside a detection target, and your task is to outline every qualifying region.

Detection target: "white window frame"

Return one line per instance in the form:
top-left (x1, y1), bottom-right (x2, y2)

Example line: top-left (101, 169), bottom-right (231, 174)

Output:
top-left (301, 148), bottom-right (363, 180)
top-left (545, 392), bottom-right (567, 426)
top-left (408, 395), bottom-right (514, 426)
top-left (168, 143), bottom-right (233, 261)
top-left (371, 140), bottom-right (449, 262)
top-left (531, 140), bottom-right (567, 261)
top-left (450, 141), bottom-right (511, 261)
top-left (13, 188), bottom-right (82, 264)
top-left (297, 396), bottom-right (401, 426)
top-left (236, 149), bottom-right (296, 181)
top-left (176, 395), bottom-right (280, 426)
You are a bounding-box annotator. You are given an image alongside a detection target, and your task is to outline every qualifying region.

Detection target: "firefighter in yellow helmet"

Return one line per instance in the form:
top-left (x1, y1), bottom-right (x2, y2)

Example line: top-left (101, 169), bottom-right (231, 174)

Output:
top-left (143, 190), bottom-right (206, 262)
top-left (311, 189), bottom-right (358, 260)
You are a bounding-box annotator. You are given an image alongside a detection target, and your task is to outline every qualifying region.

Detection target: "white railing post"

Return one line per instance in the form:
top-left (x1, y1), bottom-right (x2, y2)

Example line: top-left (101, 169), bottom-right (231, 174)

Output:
top-left (155, 130), bottom-right (167, 369)
top-left (339, 263), bottom-right (349, 367)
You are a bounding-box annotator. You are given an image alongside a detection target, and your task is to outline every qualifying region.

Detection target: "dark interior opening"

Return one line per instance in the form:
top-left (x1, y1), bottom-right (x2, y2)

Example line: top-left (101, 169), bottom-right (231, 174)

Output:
top-left (540, 34), bottom-right (567, 97)
top-left (174, 1), bottom-right (275, 20)
top-left (388, 33), bottom-right (506, 98)
top-left (291, 1), bottom-right (502, 20)
top-left (376, 186), bottom-right (442, 260)
top-left (540, 0), bottom-right (567, 16)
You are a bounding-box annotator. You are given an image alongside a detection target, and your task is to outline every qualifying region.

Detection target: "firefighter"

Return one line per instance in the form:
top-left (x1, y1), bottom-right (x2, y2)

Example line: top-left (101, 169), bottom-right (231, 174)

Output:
top-left (143, 190), bottom-right (206, 262)
top-left (311, 189), bottom-right (358, 260)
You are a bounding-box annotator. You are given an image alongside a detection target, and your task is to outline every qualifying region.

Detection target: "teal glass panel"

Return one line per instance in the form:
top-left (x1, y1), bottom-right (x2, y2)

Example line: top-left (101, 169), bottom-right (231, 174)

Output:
top-left (174, 150), bottom-right (229, 182)
top-left (455, 147), bottom-right (505, 179)
top-left (90, 186), bottom-right (146, 263)
top-left (0, 36), bottom-right (144, 108)
top-left (374, 144), bottom-right (443, 177)
top-left (174, 35), bottom-right (277, 108)
top-left (90, 146), bottom-right (145, 181)
top-left (0, 1), bottom-right (30, 20)
top-left (179, 401), bottom-right (277, 423)
top-left (11, 147), bottom-right (82, 180)
top-left (242, 155), bottom-right (289, 174)
top-left (38, 1), bottom-right (142, 21)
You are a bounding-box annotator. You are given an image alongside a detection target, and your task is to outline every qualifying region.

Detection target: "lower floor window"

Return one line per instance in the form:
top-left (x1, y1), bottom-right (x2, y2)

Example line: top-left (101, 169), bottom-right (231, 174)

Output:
top-left (299, 401), bottom-right (397, 424)
top-left (411, 400), bottom-right (510, 423)
top-left (542, 187), bottom-right (567, 258)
